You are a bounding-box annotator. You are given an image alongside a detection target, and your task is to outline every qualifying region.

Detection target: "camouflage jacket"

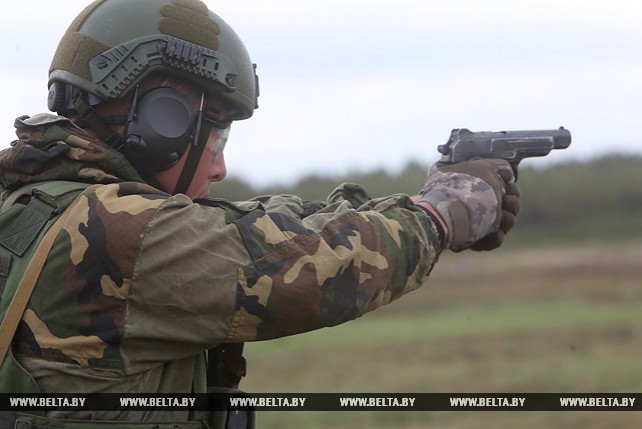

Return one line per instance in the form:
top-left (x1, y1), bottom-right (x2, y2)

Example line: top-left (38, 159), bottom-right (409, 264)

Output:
top-left (0, 114), bottom-right (444, 419)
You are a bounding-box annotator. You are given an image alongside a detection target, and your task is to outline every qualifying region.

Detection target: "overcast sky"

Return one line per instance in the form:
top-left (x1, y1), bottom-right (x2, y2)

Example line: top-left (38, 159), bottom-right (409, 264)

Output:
top-left (1, 0), bottom-right (641, 185)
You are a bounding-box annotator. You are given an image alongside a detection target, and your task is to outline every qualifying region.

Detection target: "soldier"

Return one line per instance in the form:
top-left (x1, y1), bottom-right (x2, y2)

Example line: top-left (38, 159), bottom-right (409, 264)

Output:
top-left (0, 0), bottom-right (519, 427)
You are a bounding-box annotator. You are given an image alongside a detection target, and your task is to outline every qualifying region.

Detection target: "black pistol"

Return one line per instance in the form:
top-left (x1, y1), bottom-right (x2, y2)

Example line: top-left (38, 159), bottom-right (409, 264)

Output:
top-left (437, 127), bottom-right (571, 180)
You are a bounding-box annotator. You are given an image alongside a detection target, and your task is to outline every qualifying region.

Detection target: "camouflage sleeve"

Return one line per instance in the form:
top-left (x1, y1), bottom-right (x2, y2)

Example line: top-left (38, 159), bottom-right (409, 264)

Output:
top-left (226, 192), bottom-right (445, 342)
top-left (234, 194), bottom-right (323, 219)
top-left (233, 182), bottom-right (372, 219)
top-left (126, 190), bottom-right (444, 368)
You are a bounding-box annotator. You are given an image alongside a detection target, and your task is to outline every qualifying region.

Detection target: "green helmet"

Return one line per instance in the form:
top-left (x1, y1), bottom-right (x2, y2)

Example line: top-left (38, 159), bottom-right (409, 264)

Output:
top-left (48, 0), bottom-right (259, 120)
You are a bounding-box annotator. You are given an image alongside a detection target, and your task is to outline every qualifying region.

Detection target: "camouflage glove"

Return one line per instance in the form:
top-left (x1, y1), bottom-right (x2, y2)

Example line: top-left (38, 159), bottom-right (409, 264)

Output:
top-left (420, 159), bottom-right (520, 252)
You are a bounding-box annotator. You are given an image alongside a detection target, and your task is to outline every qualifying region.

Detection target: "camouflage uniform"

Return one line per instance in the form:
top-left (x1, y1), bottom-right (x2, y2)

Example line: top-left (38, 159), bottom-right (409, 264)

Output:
top-left (0, 114), bottom-right (445, 420)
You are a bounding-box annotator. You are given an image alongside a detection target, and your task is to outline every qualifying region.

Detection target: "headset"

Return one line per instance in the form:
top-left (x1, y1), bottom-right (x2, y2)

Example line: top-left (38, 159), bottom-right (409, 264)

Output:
top-left (122, 86), bottom-right (196, 172)
top-left (48, 82), bottom-right (198, 173)
top-left (48, 82), bottom-right (233, 195)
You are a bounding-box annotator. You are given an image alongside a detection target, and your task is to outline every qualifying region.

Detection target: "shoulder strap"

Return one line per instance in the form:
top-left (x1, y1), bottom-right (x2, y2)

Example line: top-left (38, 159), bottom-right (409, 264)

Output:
top-left (0, 181), bottom-right (91, 255)
top-left (0, 184), bottom-right (97, 365)
top-left (0, 182), bottom-right (43, 214)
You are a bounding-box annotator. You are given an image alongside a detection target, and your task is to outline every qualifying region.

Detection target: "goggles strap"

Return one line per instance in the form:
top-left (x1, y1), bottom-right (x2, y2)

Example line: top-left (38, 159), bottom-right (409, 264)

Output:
top-left (173, 91), bottom-right (209, 195)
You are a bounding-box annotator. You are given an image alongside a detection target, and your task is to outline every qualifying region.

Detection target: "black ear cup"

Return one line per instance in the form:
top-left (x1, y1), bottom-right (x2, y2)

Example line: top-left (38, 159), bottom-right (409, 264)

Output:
top-left (47, 82), bottom-right (73, 113)
top-left (124, 87), bottom-right (195, 172)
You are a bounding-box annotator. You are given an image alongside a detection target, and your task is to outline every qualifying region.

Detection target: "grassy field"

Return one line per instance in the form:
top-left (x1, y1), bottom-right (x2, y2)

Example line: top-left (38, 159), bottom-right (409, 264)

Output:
top-left (239, 240), bottom-right (642, 428)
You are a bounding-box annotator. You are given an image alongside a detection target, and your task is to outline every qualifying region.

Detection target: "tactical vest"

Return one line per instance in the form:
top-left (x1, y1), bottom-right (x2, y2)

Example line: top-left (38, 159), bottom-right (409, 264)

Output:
top-left (0, 181), bottom-right (253, 429)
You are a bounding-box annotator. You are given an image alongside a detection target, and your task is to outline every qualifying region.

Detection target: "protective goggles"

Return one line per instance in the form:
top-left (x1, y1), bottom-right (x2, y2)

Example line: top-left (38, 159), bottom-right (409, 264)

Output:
top-left (192, 91), bottom-right (231, 157)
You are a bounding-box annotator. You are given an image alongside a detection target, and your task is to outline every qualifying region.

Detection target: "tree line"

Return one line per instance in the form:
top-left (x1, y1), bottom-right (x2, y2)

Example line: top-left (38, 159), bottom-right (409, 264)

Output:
top-left (212, 155), bottom-right (642, 246)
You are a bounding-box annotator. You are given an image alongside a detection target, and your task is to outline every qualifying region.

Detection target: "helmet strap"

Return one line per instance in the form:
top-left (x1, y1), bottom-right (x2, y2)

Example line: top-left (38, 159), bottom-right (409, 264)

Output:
top-left (71, 89), bottom-right (122, 148)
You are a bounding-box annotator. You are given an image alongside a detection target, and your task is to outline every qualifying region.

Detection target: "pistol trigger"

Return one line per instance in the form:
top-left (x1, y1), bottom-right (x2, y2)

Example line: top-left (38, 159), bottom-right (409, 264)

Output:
top-left (510, 164), bottom-right (519, 182)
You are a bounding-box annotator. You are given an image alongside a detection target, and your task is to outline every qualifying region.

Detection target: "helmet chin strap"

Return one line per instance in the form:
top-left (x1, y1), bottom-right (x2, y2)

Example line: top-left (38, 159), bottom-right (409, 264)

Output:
top-left (71, 88), bottom-right (122, 148)
top-left (172, 91), bottom-right (208, 195)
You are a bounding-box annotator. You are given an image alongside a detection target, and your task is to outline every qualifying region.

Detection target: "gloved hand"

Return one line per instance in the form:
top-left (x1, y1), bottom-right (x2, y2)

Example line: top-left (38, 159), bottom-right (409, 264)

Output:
top-left (419, 159), bottom-right (520, 252)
